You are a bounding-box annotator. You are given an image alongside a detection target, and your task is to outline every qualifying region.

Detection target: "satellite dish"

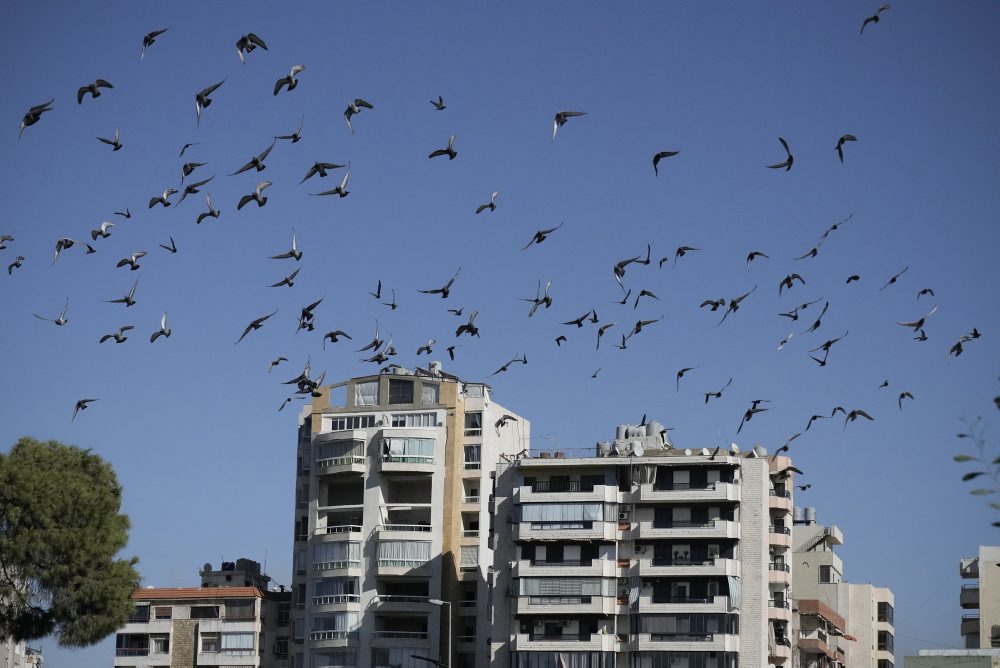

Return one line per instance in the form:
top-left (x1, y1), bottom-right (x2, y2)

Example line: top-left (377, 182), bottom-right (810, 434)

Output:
top-left (684, 448), bottom-right (693, 456)
top-left (701, 448), bottom-right (710, 456)
top-left (202, 562), bottom-right (212, 573)
top-left (633, 442), bottom-right (645, 457)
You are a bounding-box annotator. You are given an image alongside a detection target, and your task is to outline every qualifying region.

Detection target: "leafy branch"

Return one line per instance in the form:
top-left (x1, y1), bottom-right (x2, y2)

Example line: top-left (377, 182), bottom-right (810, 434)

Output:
top-left (955, 413), bottom-right (1000, 527)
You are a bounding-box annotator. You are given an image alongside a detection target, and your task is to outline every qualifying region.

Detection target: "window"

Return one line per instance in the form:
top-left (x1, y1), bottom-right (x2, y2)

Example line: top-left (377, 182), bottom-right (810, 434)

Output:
top-left (388, 379), bottom-right (414, 404)
top-left (383, 437), bottom-right (434, 463)
top-left (819, 565), bottom-right (837, 583)
top-left (225, 599), bottom-right (255, 620)
top-left (127, 603), bottom-right (150, 623)
top-left (314, 541), bottom-right (362, 569)
top-left (151, 635), bottom-right (169, 654)
top-left (328, 415), bottom-right (375, 431)
top-left (354, 381), bottom-right (378, 406)
top-left (460, 547), bottom-right (479, 572)
top-left (190, 605), bottom-right (220, 619)
top-left (421, 383), bottom-right (439, 405)
top-left (315, 439), bottom-right (364, 465)
top-left (878, 631), bottom-right (894, 652)
top-left (390, 412), bottom-right (437, 428)
top-left (221, 632), bottom-right (255, 654)
top-left (464, 412), bottom-right (482, 436)
top-left (377, 540), bottom-right (431, 568)
top-left (521, 502), bottom-right (604, 528)
top-left (273, 637), bottom-right (288, 658)
top-left (201, 633), bottom-right (220, 653)
top-left (277, 602), bottom-right (290, 627)
top-left (878, 602), bottom-right (894, 624)
top-left (154, 606), bottom-right (171, 619)
top-left (464, 444), bottom-right (481, 469)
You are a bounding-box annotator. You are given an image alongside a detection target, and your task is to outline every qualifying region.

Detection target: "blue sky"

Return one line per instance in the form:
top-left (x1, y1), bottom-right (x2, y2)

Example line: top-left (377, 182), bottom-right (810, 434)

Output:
top-left (1, 1), bottom-right (999, 665)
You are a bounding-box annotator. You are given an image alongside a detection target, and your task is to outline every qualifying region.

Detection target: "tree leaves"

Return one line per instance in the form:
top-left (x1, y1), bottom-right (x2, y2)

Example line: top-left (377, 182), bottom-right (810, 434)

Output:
top-left (954, 409), bottom-right (1000, 528)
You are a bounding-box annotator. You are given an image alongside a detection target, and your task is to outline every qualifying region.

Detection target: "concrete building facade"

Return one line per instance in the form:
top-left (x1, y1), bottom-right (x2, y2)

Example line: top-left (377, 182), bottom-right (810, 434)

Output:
top-left (960, 546), bottom-right (1000, 649)
top-left (489, 423), bottom-right (797, 668)
top-left (290, 364), bottom-right (528, 668)
top-left (0, 638), bottom-right (41, 668)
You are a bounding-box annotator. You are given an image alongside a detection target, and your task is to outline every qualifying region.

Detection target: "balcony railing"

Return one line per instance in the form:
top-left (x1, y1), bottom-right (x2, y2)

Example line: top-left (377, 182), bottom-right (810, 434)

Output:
top-left (652, 482), bottom-right (728, 491)
top-left (377, 559), bottom-right (431, 569)
top-left (527, 634), bottom-right (594, 642)
top-left (463, 495), bottom-right (480, 504)
top-left (310, 630), bottom-right (359, 641)
top-left (652, 520), bottom-right (721, 529)
top-left (375, 595), bottom-right (430, 604)
top-left (650, 633), bottom-right (715, 642)
top-left (313, 594), bottom-right (360, 605)
top-left (380, 524), bottom-right (433, 532)
top-left (115, 648), bottom-right (149, 656)
top-left (383, 455), bottom-right (434, 464)
top-left (530, 481), bottom-right (596, 493)
top-left (769, 599), bottom-right (790, 609)
top-left (314, 560), bottom-right (362, 570)
top-left (525, 596), bottom-right (594, 605)
top-left (462, 529), bottom-right (479, 538)
top-left (769, 526), bottom-right (791, 535)
top-left (126, 610), bottom-right (150, 623)
top-left (317, 455), bottom-right (365, 468)
top-left (457, 635), bottom-right (476, 642)
top-left (651, 557), bottom-right (717, 567)
top-left (530, 559), bottom-right (596, 567)
top-left (373, 631), bottom-right (429, 640)
top-left (650, 596), bottom-right (720, 604)
top-left (458, 600), bottom-right (477, 607)
top-left (321, 525), bottom-right (363, 535)
top-left (770, 490), bottom-right (791, 498)
top-left (464, 461), bottom-right (481, 470)
top-left (769, 563), bottom-right (791, 572)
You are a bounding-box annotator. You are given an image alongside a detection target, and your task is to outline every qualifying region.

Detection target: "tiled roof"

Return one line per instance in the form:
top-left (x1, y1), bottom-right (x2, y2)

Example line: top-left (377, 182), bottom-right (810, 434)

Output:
top-left (131, 586), bottom-right (263, 601)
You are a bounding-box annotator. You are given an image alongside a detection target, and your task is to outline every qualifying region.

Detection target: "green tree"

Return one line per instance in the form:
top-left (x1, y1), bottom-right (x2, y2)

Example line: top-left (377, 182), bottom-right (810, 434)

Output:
top-left (0, 437), bottom-right (140, 646)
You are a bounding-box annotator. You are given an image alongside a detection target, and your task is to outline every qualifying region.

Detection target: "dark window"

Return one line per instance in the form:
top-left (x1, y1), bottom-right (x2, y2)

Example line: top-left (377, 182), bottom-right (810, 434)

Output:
top-left (464, 412), bottom-right (483, 436)
top-left (819, 565), bottom-right (833, 583)
top-left (190, 606), bottom-right (219, 619)
top-left (388, 379), bottom-right (414, 404)
top-left (878, 602), bottom-right (894, 624)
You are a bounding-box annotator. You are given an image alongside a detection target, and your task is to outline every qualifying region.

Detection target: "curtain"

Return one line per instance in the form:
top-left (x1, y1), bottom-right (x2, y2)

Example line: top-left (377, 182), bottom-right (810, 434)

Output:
top-left (354, 381), bottom-right (378, 406)
top-left (314, 650), bottom-right (358, 668)
top-left (316, 440), bottom-right (363, 460)
top-left (421, 383), bottom-right (439, 404)
top-left (312, 612), bottom-right (359, 632)
top-left (314, 542), bottom-right (361, 564)
top-left (464, 444), bottom-right (481, 463)
top-left (385, 438), bottom-right (434, 457)
top-left (378, 540), bottom-right (431, 565)
top-left (220, 632), bottom-right (254, 650)
top-left (638, 465), bottom-right (657, 484)
top-left (512, 651), bottom-right (614, 668)
top-left (518, 577), bottom-right (609, 597)
top-left (315, 577), bottom-right (358, 596)
top-left (521, 503), bottom-right (603, 522)
top-left (726, 576), bottom-right (741, 610)
top-left (461, 546), bottom-right (479, 567)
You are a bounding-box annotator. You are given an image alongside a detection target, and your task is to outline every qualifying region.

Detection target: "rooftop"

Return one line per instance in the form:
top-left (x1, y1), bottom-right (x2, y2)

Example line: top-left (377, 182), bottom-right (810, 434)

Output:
top-left (131, 586), bottom-right (263, 601)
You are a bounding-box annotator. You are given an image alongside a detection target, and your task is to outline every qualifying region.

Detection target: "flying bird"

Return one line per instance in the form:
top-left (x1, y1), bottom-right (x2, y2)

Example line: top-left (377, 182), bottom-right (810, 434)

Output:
top-left (591, 368), bottom-right (601, 379)
top-left (898, 391), bottom-right (914, 410)
top-left (718, 285), bottom-right (757, 325)
top-left (517, 279), bottom-right (553, 317)
top-left (278, 397), bottom-right (292, 412)
top-left (381, 289), bottom-right (397, 310)
top-left (19, 99), bottom-right (54, 139)
top-left (879, 266), bottom-right (909, 290)
top-left (613, 244), bottom-right (650, 288)
top-left (652, 150), bottom-right (679, 176)
top-left (274, 64), bottom-right (306, 95)
top-left (312, 169), bottom-right (350, 198)
top-left (633, 289), bottom-right (660, 309)
top-left (357, 322), bottom-right (383, 352)
top-left (178, 142), bottom-right (198, 157)
top-left (552, 110), bottom-right (586, 141)
top-left (231, 142), bottom-right (275, 175)
top-left (428, 134), bottom-right (458, 160)
top-left (147, 312), bottom-right (170, 343)
top-left (99, 324), bottom-right (134, 344)
top-left (181, 161), bottom-right (206, 180)
top-left (778, 274), bottom-right (806, 295)
top-left (417, 339), bottom-right (436, 356)
top-left (116, 251), bottom-right (147, 271)
top-left (555, 335), bottom-right (567, 347)
top-left (846, 275), bottom-right (861, 284)
top-left (196, 194), bottom-right (221, 224)
top-left (766, 137), bottom-right (794, 171)
top-left (746, 251), bottom-right (769, 268)
top-left (476, 191), bottom-right (499, 214)
top-left (149, 188), bottom-right (178, 208)
top-left (631, 316), bottom-right (661, 336)
top-left (177, 175), bottom-right (214, 204)
top-left (563, 310), bottom-right (597, 328)
top-left (521, 222), bottom-right (564, 249)
top-left (105, 278), bottom-right (139, 307)
top-left (737, 404), bottom-right (770, 434)
top-left (490, 353), bottom-right (527, 377)
top-left (300, 162), bottom-right (346, 184)
top-left (917, 288), bottom-right (935, 299)
top-left (238, 181), bottom-right (272, 209)
top-left (236, 33), bottom-right (268, 63)
top-left (805, 414), bottom-right (828, 431)
top-left (430, 96), bottom-right (446, 110)
top-left (77, 79), bottom-right (113, 104)
top-left (34, 298), bottom-right (69, 326)
top-left (596, 322), bottom-right (616, 350)
top-left (700, 298), bottom-right (726, 312)
top-left (455, 311), bottom-right (480, 338)
top-left (802, 301), bottom-right (831, 334)
top-left (844, 409), bottom-right (874, 428)
top-left (271, 229), bottom-right (302, 261)
top-left (447, 346), bottom-right (456, 361)
top-left (268, 357), bottom-right (288, 373)
top-left (236, 309), bottom-right (278, 344)
top-left (7, 256), bottom-right (24, 275)
top-left (418, 267), bottom-right (461, 299)
top-left (159, 237), bottom-right (177, 254)
top-left (344, 98), bottom-right (374, 133)
top-left (140, 28), bottom-right (168, 60)
top-left (795, 484), bottom-right (811, 492)
top-left (72, 398), bottom-right (97, 421)
top-left (861, 4), bottom-right (890, 35)
top-left (835, 134), bottom-right (857, 162)
top-left (195, 80), bottom-right (225, 126)
top-left (275, 116), bottom-right (304, 143)
top-left (269, 266), bottom-right (300, 288)
top-left (90, 222), bottom-right (115, 241)
top-left (676, 367), bottom-right (696, 391)
top-left (897, 304), bottom-right (938, 332)
top-left (703, 378), bottom-right (733, 404)
top-left (322, 330), bottom-right (352, 350)
top-left (495, 414), bottom-right (518, 435)
top-left (674, 246), bottom-right (700, 267)
top-left (295, 298), bottom-right (323, 333)
top-left (97, 128), bottom-right (122, 151)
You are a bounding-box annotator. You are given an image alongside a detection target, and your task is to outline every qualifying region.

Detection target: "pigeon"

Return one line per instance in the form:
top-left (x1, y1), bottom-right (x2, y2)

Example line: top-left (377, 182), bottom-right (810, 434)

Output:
top-left (105, 278), bottom-right (139, 307)
top-left (159, 237), bottom-right (177, 254)
top-left (835, 134), bottom-right (857, 162)
top-left (476, 191), bottom-right (499, 214)
top-left (274, 65), bottom-right (306, 95)
top-left (97, 128), bottom-right (122, 151)
top-left (72, 398), bottom-right (97, 421)
top-left (676, 367), bottom-right (696, 391)
top-left (77, 79), bottom-right (113, 104)
top-left (269, 266), bottom-right (300, 288)
top-left (100, 325), bottom-right (134, 344)
top-left (177, 175), bottom-right (214, 204)
top-left (196, 194), bottom-right (221, 224)
top-left (271, 229), bottom-right (302, 261)
top-left (456, 311), bottom-right (480, 338)
top-left (52, 237), bottom-right (87, 264)
top-left (674, 246), bottom-right (701, 267)
top-left (521, 222), bottom-right (564, 250)
top-left (275, 116), bottom-right (304, 143)
top-left (34, 298), bottom-right (69, 326)
top-left (428, 134), bottom-right (458, 160)
top-left (879, 266), bottom-right (909, 290)
top-left (766, 137), bottom-right (794, 171)
top-left (181, 161), bottom-right (207, 180)
top-left (631, 317), bottom-right (662, 336)
top-left (116, 251), bottom-right (147, 271)
top-left (596, 322), bottom-right (616, 350)
top-left (430, 96), bottom-right (446, 111)
top-left (416, 339), bottom-right (436, 356)
top-left (552, 110), bottom-right (586, 141)
top-left (846, 275), bottom-right (861, 284)
top-left (778, 274), bottom-right (805, 295)
top-left (718, 285), bottom-right (757, 325)
top-left (322, 331), bottom-right (352, 350)
top-left (300, 162), bottom-right (346, 184)
top-left (90, 222), bottom-right (115, 241)
top-left (517, 280), bottom-right (553, 317)
top-left (278, 397), bottom-right (293, 412)
top-left (898, 391), bottom-right (914, 410)
top-left (700, 299), bottom-right (726, 312)
top-left (555, 335), bottom-right (567, 347)
top-left (312, 169), bottom-right (350, 198)
top-left (356, 322), bottom-right (383, 352)
top-left (344, 99), bottom-right (374, 133)
top-left (897, 305), bottom-right (938, 332)
top-left (634, 289), bottom-right (660, 309)
top-left (746, 251), bottom-right (769, 268)
top-left (149, 188), bottom-right (178, 208)
top-left (7, 256), bottom-right (24, 275)
top-left (195, 80), bottom-right (225, 126)
top-left (19, 99), bottom-right (54, 139)
top-left (238, 181), bottom-right (272, 209)
top-left (418, 267), bottom-right (461, 299)
top-left (563, 310), bottom-right (596, 328)
top-left (236, 33), bottom-right (268, 63)
top-left (231, 142), bottom-right (275, 175)
top-left (0, 234), bottom-right (12, 250)
top-left (917, 288), bottom-right (935, 299)
top-left (236, 309), bottom-right (278, 344)
top-left (178, 142), bottom-right (199, 157)
top-left (703, 378), bottom-right (733, 404)
top-left (268, 357), bottom-right (288, 373)
top-left (844, 409), bottom-right (874, 428)
top-left (652, 150), bottom-right (679, 176)
top-left (861, 4), bottom-right (890, 35)
top-left (149, 312), bottom-right (171, 342)
top-left (140, 28), bottom-right (168, 60)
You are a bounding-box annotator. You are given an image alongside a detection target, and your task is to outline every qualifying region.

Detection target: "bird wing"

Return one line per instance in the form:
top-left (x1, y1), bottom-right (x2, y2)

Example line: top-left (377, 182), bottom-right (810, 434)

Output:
top-left (355, 98), bottom-right (374, 109)
top-left (247, 33), bottom-right (268, 49)
top-left (258, 141), bottom-right (275, 162)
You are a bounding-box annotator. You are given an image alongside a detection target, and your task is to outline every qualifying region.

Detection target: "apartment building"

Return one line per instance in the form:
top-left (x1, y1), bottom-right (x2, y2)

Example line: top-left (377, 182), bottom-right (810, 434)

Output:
top-left (291, 364), bottom-right (529, 668)
top-left (960, 546), bottom-right (1000, 649)
top-left (792, 510), bottom-right (895, 668)
top-left (489, 422), bottom-right (797, 668)
top-left (0, 638), bottom-right (42, 668)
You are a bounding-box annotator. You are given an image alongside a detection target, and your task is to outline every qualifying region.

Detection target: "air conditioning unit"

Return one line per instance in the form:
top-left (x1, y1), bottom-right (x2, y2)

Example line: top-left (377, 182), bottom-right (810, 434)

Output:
top-left (635, 545), bottom-right (646, 554)
top-left (619, 588), bottom-right (628, 597)
top-left (618, 577), bottom-right (629, 585)
top-left (561, 621), bottom-right (572, 627)
top-left (618, 511), bottom-right (630, 521)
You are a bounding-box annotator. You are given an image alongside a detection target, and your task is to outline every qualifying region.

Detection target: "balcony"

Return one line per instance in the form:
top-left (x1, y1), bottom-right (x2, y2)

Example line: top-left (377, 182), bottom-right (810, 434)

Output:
top-left (637, 556), bottom-right (740, 578)
top-left (771, 638), bottom-right (792, 662)
top-left (370, 595), bottom-right (432, 614)
top-left (310, 630), bottom-right (359, 649)
top-left (514, 520), bottom-right (619, 542)
top-left (381, 453), bottom-right (436, 474)
top-left (512, 633), bottom-right (618, 653)
top-left (629, 633), bottom-right (739, 653)
top-left (769, 525), bottom-right (792, 547)
top-left (518, 482), bottom-right (619, 504)
top-left (115, 647), bottom-right (149, 657)
top-left (769, 562), bottom-right (791, 584)
top-left (377, 524), bottom-right (433, 541)
top-left (371, 631), bottom-right (430, 648)
top-left (636, 519), bottom-right (740, 540)
top-left (961, 614), bottom-right (980, 637)
top-left (462, 529), bottom-right (479, 539)
top-left (961, 584), bottom-right (980, 609)
top-left (514, 595), bottom-right (618, 616)
top-left (638, 481), bottom-right (740, 503)
top-left (768, 599), bottom-right (792, 622)
top-left (314, 525), bottom-right (364, 541)
top-left (638, 594), bottom-right (731, 614)
top-left (513, 558), bottom-right (617, 578)
top-left (769, 489), bottom-right (792, 512)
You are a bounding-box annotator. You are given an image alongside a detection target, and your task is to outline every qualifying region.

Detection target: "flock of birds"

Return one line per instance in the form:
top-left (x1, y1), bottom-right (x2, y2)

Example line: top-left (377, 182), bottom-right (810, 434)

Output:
top-left (5, 7), bottom-right (988, 495)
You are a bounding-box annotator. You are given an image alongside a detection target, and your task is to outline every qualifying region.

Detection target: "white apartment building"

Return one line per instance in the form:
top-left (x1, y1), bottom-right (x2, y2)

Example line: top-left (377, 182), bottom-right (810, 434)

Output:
top-left (489, 422), bottom-right (796, 668)
top-left (792, 510), bottom-right (895, 668)
top-left (960, 546), bottom-right (1000, 649)
top-left (291, 364), bottom-right (529, 668)
top-left (0, 638), bottom-right (41, 668)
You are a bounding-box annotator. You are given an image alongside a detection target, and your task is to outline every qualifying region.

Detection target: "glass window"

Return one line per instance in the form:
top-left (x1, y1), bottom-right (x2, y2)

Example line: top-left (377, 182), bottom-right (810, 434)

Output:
top-left (388, 379), bottom-right (414, 404)
top-left (200, 633), bottom-right (220, 653)
top-left (464, 412), bottom-right (483, 436)
top-left (153, 606), bottom-right (171, 619)
top-left (421, 383), bottom-right (439, 405)
top-left (461, 547), bottom-right (479, 571)
top-left (220, 632), bottom-right (255, 652)
top-left (464, 445), bottom-right (481, 469)
top-left (377, 540), bottom-right (431, 568)
top-left (190, 606), bottom-right (219, 619)
top-left (354, 381), bottom-right (378, 406)
top-left (225, 599), bottom-right (255, 620)
top-left (383, 438), bottom-right (434, 463)
top-left (328, 415), bottom-right (375, 431)
top-left (390, 412), bottom-right (437, 428)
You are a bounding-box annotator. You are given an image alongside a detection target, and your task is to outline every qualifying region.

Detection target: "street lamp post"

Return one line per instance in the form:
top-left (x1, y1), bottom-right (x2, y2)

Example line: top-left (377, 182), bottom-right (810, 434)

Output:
top-left (428, 598), bottom-right (451, 668)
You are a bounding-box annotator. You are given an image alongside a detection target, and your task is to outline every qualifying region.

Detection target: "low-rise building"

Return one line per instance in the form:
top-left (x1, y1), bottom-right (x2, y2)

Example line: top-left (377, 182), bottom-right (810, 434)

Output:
top-left (960, 546), bottom-right (1000, 649)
